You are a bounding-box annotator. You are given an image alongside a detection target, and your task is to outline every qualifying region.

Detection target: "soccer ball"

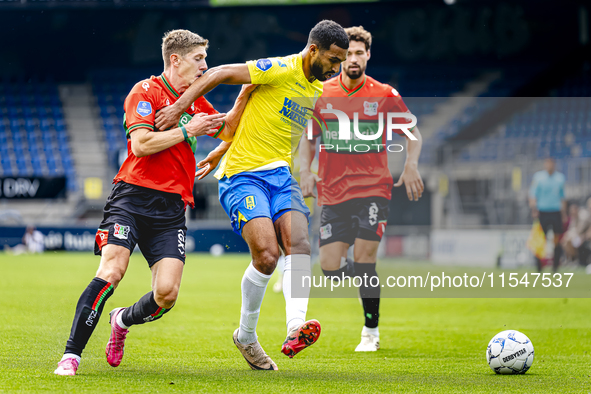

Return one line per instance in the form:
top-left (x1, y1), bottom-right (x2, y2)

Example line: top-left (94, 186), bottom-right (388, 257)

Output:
top-left (486, 330), bottom-right (534, 374)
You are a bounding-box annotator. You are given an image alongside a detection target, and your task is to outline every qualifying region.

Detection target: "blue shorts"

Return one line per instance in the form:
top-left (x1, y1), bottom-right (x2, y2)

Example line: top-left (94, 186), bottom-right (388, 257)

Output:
top-left (219, 167), bottom-right (310, 235)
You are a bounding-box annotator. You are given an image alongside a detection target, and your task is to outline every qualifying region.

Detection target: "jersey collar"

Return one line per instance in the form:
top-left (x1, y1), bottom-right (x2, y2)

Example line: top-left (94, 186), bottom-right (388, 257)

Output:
top-left (159, 73), bottom-right (180, 98)
top-left (339, 74), bottom-right (366, 97)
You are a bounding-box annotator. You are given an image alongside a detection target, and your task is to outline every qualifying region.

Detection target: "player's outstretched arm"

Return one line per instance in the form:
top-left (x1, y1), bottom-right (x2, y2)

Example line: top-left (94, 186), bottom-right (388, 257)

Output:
top-left (394, 127), bottom-right (424, 201)
top-left (156, 64), bottom-right (252, 131)
top-left (299, 135), bottom-right (321, 198)
top-left (195, 141), bottom-right (232, 180)
top-left (218, 84), bottom-right (258, 142)
top-left (131, 113), bottom-right (226, 157)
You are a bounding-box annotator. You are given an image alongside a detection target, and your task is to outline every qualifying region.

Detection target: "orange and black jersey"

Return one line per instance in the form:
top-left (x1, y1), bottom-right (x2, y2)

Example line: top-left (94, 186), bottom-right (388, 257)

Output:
top-left (114, 74), bottom-right (224, 207)
top-left (313, 74), bottom-right (413, 206)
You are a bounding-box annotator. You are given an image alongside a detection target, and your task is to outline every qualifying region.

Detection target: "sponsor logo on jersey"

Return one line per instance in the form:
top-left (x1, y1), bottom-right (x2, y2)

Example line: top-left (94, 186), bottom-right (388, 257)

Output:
top-left (364, 101), bottom-right (379, 116)
top-left (113, 223), bottom-right (130, 240)
top-left (136, 101), bottom-right (153, 117)
top-left (295, 82), bottom-right (306, 90)
top-left (142, 82), bottom-right (149, 91)
top-left (279, 97), bottom-right (309, 128)
top-left (245, 195), bottom-right (256, 210)
top-left (320, 224), bottom-right (332, 240)
top-left (256, 59), bottom-right (273, 72)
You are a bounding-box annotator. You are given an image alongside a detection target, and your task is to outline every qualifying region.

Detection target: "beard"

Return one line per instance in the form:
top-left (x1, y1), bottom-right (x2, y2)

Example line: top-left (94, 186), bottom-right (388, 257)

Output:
top-left (345, 64), bottom-right (364, 80)
top-left (311, 58), bottom-right (333, 82)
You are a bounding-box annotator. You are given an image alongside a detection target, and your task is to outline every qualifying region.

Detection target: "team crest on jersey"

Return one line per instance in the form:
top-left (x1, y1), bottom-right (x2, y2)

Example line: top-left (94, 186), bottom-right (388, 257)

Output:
top-left (244, 196), bottom-right (256, 210)
top-left (256, 59), bottom-right (273, 72)
top-left (136, 101), bottom-right (152, 117)
top-left (364, 101), bottom-right (379, 116)
top-left (113, 223), bottom-right (130, 240)
top-left (320, 224), bottom-right (332, 240)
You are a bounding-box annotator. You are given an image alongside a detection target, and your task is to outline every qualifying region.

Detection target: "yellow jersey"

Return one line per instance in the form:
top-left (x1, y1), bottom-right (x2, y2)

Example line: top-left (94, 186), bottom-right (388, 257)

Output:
top-left (214, 54), bottom-right (323, 179)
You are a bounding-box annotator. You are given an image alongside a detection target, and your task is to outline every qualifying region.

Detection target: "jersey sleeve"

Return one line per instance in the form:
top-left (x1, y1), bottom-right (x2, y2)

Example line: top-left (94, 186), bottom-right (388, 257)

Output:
top-left (123, 82), bottom-right (156, 136)
top-left (246, 57), bottom-right (289, 87)
top-left (387, 85), bottom-right (415, 135)
top-left (310, 97), bottom-right (327, 139)
top-left (194, 97), bottom-right (226, 139)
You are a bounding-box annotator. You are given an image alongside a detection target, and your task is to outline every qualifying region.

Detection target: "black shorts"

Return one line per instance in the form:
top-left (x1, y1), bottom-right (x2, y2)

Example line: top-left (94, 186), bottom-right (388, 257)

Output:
top-left (94, 181), bottom-right (187, 266)
top-left (319, 197), bottom-right (390, 247)
top-left (538, 211), bottom-right (564, 236)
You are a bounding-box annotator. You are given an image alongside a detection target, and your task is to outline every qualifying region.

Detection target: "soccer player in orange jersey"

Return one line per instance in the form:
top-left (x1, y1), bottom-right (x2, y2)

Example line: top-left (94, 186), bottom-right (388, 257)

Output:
top-left (300, 26), bottom-right (424, 352)
top-left (54, 30), bottom-right (253, 376)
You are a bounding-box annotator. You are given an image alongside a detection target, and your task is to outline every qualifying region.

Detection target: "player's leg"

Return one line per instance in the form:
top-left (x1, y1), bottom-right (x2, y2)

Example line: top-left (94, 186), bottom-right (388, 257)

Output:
top-left (537, 212), bottom-right (552, 271)
top-left (353, 238), bottom-right (381, 351)
top-left (275, 210), bottom-right (321, 358)
top-left (352, 197), bottom-right (390, 352)
top-left (218, 171), bottom-right (280, 370)
top-left (106, 195), bottom-right (187, 367)
top-left (234, 217), bottom-right (280, 370)
top-left (551, 212), bottom-right (565, 273)
top-left (318, 202), bottom-right (356, 280)
top-left (54, 244), bottom-right (130, 375)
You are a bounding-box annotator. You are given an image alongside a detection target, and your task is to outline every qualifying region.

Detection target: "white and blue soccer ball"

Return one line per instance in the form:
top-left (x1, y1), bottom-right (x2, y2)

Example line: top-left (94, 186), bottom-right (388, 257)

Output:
top-left (486, 330), bottom-right (534, 374)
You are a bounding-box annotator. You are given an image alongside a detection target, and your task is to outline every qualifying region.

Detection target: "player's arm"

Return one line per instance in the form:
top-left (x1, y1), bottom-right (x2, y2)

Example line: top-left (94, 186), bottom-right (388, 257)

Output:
top-left (131, 113), bottom-right (226, 157)
top-left (156, 64), bottom-right (251, 131)
top-left (300, 135), bottom-right (321, 198)
top-left (217, 84), bottom-right (258, 142)
top-left (394, 127), bottom-right (424, 201)
top-left (195, 140), bottom-right (232, 180)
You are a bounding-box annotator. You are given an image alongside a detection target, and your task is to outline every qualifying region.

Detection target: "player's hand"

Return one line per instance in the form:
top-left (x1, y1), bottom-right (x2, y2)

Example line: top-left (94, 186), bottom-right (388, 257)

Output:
top-left (394, 164), bottom-right (424, 201)
top-left (185, 112), bottom-right (227, 138)
top-left (300, 170), bottom-right (321, 198)
top-left (155, 105), bottom-right (184, 131)
top-left (195, 148), bottom-right (225, 180)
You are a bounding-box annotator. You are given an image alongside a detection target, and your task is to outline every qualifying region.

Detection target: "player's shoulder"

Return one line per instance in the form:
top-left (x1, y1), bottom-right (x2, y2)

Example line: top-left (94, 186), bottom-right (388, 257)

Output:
top-left (366, 75), bottom-right (401, 97)
top-left (250, 55), bottom-right (292, 73)
top-left (127, 76), bottom-right (162, 98)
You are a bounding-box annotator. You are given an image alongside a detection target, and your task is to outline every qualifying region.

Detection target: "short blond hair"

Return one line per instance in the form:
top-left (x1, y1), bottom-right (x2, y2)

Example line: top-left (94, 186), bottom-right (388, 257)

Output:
top-left (344, 26), bottom-right (372, 51)
top-left (162, 29), bottom-right (209, 69)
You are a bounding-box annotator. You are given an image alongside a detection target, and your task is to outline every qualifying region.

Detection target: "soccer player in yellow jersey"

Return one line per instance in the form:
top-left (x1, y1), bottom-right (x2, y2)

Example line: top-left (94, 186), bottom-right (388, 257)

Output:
top-left (156, 20), bottom-right (348, 370)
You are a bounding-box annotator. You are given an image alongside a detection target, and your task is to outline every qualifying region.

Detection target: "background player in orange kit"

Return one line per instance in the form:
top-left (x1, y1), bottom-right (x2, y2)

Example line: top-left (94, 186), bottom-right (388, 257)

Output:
top-left (54, 29), bottom-right (253, 376)
top-left (300, 26), bottom-right (424, 352)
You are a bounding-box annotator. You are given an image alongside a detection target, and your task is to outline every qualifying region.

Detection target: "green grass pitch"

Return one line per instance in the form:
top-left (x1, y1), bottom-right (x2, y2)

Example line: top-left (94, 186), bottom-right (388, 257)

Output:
top-left (1, 252), bottom-right (590, 393)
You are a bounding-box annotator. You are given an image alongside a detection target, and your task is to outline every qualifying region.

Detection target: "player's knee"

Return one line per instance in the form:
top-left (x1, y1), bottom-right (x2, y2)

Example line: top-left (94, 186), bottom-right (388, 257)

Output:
top-left (96, 266), bottom-right (125, 287)
top-left (154, 287), bottom-right (178, 309)
top-left (254, 249), bottom-right (280, 275)
top-left (291, 236), bottom-right (311, 255)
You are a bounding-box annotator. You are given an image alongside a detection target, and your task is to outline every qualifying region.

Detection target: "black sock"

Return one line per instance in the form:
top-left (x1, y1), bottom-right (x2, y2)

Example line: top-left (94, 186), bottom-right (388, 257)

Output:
top-left (64, 277), bottom-right (114, 356)
top-left (354, 262), bottom-right (380, 329)
top-left (553, 244), bottom-right (562, 273)
top-left (121, 292), bottom-right (172, 327)
top-left (322, 258), bottom-right (355, 280)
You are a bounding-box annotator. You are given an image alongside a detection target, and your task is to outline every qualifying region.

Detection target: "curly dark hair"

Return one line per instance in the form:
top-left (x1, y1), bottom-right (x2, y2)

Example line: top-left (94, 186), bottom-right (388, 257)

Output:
top-left (307, 20), bottom-right (349, 51)
top-left (345, 26), bottom-right (372, 51)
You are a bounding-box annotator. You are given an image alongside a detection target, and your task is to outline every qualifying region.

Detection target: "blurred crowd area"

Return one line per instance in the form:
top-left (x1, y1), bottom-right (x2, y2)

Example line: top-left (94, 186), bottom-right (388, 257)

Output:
top-left (0, 0), bottom-right (589, 230)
